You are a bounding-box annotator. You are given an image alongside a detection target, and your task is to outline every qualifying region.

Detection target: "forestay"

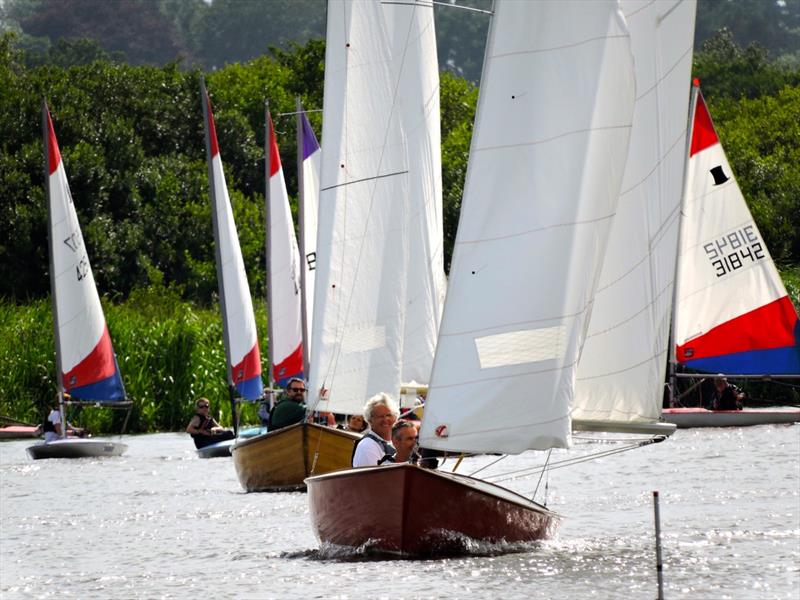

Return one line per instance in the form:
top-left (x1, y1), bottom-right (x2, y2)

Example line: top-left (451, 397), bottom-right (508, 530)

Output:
top-left (309, 0), bottom-right (410, 416)
top-left (266, 112), bottom-right (305, 386)
top-left (419, 0), bottom-right (637, 455)
top-left (45, 105), bottom-right (126, 402)
top-left (383, 0), bottom-right (447, 385)
top-left (572, 0), bottom-right (697, 424)
top-left (673, 85), bottom-right (800, 375)
top-left (201, 84), bottom-right (263, 400)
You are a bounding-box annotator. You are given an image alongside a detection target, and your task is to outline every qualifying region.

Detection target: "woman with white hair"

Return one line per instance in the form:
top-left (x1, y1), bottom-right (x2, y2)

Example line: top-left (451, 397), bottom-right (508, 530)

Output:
top-left (351, 392), bottom-right (398, 467)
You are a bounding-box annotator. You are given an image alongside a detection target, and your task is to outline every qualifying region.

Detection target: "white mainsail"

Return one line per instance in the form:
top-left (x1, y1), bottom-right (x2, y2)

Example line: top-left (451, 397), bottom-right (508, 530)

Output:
top-left (572, 0), bottom-right (697, 424)
top-left (266, 110), bottom-right (305, 386)
top-left (419, 0), bottom-right (637, 455)
top-left (309, 0), bottom-right (410, 416)
top-left (297, 101), bottom-right (321, 371)
top-left (383, 0), bottom-right (447, 386)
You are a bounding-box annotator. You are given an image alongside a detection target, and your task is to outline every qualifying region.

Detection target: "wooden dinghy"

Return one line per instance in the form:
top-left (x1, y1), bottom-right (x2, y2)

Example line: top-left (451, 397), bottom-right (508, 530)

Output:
top-left (231, 422), bottom-right (361, 492)
top-left (307, 463), bottom-right (558, 557)
top-left (0, 424), bottom-right (42, 439)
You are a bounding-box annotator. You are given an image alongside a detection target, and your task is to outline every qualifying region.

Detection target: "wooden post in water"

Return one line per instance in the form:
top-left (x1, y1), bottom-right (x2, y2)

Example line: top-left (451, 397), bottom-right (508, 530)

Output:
top-left (653, 490), bottom-right (664, 600)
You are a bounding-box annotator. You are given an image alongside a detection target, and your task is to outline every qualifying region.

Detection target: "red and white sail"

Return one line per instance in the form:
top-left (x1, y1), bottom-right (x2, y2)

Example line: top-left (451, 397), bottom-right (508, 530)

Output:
top-left (266, 111), bottom-right (304, 386)
top-left (44, 103), bottom-right (126, 402)
top-left (201, 83), bottom-right (263, 400)
top-left (673, 82), bottom-right (800, 374)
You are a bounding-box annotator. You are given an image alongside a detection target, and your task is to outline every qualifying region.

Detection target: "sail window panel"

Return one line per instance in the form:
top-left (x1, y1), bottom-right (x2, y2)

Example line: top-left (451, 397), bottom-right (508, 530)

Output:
top-left (475, 325), bottom-right (567, 369)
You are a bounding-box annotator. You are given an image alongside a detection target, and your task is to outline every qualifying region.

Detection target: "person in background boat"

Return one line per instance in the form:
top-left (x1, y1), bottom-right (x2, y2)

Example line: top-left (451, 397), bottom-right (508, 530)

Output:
top-left (710, 376), bottom-right (744, 411)
top-left (309, 410), bottom-right (336, 427)
top-left (43, 398), bottom-right (85, 443)
top-left (258, 390), bottom-right (272, 429)
top-left (340, 414), bottom-right (367, 433)
top-left (186, 398), bottom-right (235, 449)
top-left (390, 420), bottom-right (419, 464)
top-left (352, 393), bottom-right (398, 467)
top-left (267, 378), bottom-right (308, 431)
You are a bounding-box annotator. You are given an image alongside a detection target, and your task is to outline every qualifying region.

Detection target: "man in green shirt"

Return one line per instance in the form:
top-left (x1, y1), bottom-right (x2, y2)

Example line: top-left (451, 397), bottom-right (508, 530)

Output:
top-left (267, 378), bottom-right (308, 431)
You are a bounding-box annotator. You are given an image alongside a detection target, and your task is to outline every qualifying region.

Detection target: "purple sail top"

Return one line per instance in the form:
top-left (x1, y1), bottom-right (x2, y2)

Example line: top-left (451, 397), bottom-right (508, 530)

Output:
top-left (301, 111), bottom-right (320, 160)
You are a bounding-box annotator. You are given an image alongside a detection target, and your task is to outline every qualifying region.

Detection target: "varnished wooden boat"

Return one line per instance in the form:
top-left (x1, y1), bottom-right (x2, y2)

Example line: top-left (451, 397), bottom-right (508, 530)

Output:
top-left (306, 463), bottom-right (559, 557)
top-left (231, 422), bottom-right (361, 492)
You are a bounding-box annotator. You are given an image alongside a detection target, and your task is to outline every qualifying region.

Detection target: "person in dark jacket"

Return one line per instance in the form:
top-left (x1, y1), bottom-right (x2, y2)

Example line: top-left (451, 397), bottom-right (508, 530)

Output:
top-left (185, 398), bottom-right (234, 449)
top-left (267, 378), bottom-right (308, 431)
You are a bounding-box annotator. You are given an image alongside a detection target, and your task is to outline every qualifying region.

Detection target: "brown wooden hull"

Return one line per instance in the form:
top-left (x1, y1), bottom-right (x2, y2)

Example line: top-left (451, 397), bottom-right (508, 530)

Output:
top-left (306, 463), bottom-right (559, 556)
top-left (231, 423), bottom-right (360, 492)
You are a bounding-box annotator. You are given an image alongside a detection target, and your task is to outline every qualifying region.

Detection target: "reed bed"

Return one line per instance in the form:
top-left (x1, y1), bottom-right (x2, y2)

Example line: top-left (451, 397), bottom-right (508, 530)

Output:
top-left (0, 286), bottom-right (268, 433)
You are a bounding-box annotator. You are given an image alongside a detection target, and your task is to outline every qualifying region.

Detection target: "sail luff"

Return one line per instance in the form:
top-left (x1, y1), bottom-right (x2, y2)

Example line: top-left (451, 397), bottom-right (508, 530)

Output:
top-left (419, 0), bottom-right (637, 455)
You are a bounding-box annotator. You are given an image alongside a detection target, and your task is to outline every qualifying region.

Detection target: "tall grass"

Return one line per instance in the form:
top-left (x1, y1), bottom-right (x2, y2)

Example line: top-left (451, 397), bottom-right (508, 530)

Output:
top-left (0, 286), bottom-right (268, 433)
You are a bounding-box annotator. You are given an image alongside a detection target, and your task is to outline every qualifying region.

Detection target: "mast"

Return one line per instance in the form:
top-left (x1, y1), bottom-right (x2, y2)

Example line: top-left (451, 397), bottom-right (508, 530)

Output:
top-left (264, 101), bottom-right (276, 391)
top-left (295, 97), bottom-right (311, 378)
top-left (43, 101), bottom-right (67, 439)
top-left (668, 80), bottom-right (701, 407)
top-left (200, 78), bottom-right (238, 436)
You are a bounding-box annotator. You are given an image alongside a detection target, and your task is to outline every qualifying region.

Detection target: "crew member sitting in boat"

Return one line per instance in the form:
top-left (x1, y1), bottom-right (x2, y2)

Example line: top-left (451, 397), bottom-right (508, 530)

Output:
top-left (186, 398), bottom-right (234, 449)
top-left (267, 378), bottom-right (307, 431)
top-left (710, 376), bottom-right (744, 411)
top-left (390, 420), bottom-right (420, 464)
top-left (43, 398), bottom-right (85, 443)
top-left (352, 393), bottom-right (397, 467)
top-left (339, 414), bottom-right (367, 433)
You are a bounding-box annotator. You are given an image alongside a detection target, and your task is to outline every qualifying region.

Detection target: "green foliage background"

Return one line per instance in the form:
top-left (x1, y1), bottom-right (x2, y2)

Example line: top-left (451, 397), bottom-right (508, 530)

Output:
top-left (1, 17), bottom-right (799, 430)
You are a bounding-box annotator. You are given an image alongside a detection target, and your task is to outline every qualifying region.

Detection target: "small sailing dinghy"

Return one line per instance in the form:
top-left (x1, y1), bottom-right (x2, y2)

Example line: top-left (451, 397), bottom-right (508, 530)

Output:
top-left (307, 0), bottom-right (696, 556)
top-left (198, 80), bottom-right (265, 458)
top-left (664, 80), bottom-right (800, 427)
top-left (230, 102), bottom-right (359, 490)
top-left (27, 103), bottom-right (130, 460)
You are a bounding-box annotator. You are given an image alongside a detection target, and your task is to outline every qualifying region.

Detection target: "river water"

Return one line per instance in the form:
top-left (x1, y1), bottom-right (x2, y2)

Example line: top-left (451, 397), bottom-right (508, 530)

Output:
top-left (1, 424), bottom-right (798, 599)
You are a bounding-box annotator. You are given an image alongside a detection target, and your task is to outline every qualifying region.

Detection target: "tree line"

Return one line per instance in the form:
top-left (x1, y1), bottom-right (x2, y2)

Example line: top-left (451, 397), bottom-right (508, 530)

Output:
top-left (0, 27), bottom-right (798, 428)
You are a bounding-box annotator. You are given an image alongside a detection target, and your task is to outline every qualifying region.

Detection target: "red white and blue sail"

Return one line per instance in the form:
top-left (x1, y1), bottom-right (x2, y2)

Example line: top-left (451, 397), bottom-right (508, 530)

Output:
top-left (44, 105), bottom-right (126, 402)
top-left (673, 84), bottom-right (800, 375)
top-left (267, 113), bottom-right (304, 386)
top-left (202, 86), bottom-right (264, 399)
top-left (297, 105), bottom-right (320, 363)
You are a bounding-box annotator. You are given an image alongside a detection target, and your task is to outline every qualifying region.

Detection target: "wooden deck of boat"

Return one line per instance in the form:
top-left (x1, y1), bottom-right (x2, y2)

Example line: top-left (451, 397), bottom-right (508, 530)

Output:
top-left (231, 423), bottom-right (361, 492)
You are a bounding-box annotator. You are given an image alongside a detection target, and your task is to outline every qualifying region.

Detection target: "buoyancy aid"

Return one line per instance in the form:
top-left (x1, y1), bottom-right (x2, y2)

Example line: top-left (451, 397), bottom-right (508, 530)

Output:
top-left (351, 431), bottom-right (396, 466)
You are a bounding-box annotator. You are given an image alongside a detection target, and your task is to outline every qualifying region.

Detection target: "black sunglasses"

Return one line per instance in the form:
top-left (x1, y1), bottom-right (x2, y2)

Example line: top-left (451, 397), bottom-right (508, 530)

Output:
top-left (288, 388), bottom-right (306, 393)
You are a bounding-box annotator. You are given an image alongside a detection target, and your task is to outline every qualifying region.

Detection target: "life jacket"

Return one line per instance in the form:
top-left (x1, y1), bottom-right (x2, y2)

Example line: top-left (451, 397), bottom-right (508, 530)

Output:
top-left (351, 431), bottom-right (396, 466)
top-left (43, 414), bottom-right (56, 433)
top-left (190, 412), bottom-right (214, 439)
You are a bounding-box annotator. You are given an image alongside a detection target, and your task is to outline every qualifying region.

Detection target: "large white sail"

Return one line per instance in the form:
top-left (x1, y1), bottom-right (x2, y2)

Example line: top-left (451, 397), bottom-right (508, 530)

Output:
top-left (45, 104), bottom-right (126, 402)
top-left (266, 111), bottom-right (305, 386)
top-left (383, 0), bottom-right (447, 386)
top-left (309, 0), bottom-right (409, 416)
top-left (673, 84), bottom-right (800, 375)
top-left (201, 82), bottom-right (263, 400)
top-left (572, 0), bottom-right (696, 425)
top-left (419, 0), bottom-right (636, 454)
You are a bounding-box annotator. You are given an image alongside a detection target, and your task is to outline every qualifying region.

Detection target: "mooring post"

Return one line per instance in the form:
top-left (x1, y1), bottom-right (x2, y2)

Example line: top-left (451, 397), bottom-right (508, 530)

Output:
top-left (653, 490), bottom-right (664, 600)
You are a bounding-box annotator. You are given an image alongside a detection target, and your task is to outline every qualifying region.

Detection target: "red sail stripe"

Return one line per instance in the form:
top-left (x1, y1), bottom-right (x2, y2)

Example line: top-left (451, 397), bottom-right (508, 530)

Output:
top-left (206, 93), bottom-right (220, 157)
top-left (676, 296), bottom-right (798, 362)
top-left (46, 110), bottom-right (62, 175)
top-left (272, 343), bottom-right (303, 383)
top-left (267, 114), bottom-right (282, 177)
top-left (231, 343), bottom-right (262, 383)
top-left (62, 325), bottom-right (118, 391)
top-left (689, 91), bottom-right (719, 157)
